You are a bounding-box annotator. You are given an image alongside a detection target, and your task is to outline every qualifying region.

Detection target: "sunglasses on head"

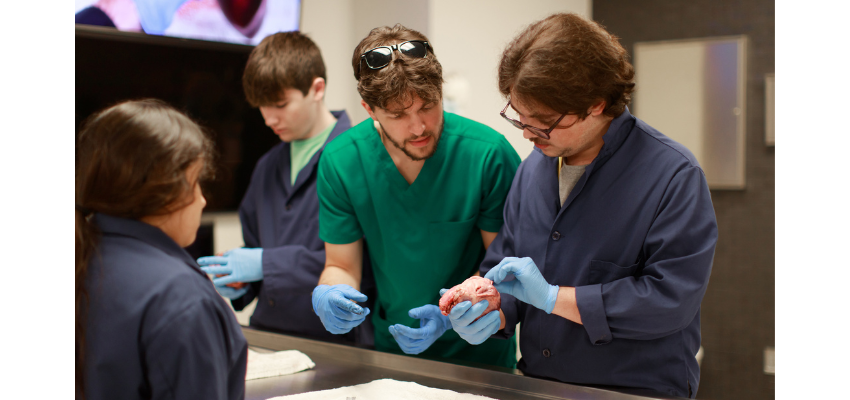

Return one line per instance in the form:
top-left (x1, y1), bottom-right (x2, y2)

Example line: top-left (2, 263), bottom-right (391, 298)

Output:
top-left (358, 40), bottom-right (431, 76)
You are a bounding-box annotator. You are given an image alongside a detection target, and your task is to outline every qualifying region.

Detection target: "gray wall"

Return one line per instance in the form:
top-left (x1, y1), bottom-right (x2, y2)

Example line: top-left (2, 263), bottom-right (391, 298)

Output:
top-left (593, 1), bottom-right (775, 399)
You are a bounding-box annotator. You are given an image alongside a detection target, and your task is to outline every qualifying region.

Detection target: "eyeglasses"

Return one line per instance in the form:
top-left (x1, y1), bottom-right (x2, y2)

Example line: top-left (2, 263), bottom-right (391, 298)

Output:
top-left (358, 40), bottom-right (431, 76)
top-left (500, 99), bottom-right (573, 140)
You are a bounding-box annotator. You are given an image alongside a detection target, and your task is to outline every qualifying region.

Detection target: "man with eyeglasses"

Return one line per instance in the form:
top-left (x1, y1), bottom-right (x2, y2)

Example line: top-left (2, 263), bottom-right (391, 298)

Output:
top-left (442, 13), bottom-right (718, 398)
top-left (310, 24), bottom-right (520, 369)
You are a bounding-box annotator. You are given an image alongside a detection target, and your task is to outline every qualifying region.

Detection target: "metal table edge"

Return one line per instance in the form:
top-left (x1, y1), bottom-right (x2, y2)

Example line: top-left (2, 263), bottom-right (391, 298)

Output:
top-left (241, 327), bottom-right (682, 400)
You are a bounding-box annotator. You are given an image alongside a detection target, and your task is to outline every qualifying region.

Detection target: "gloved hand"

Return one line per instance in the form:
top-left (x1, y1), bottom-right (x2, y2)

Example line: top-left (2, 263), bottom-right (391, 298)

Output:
top-left (441, 287), bottom-right (501, 345)
top-left (484, 257), bottom-right (559, 314)
top-left (213, 284), bottom-right (249, 300)
top-left (389, 305), bottom-right (451, 355)
top-left (134, 0), bottom-right (190, 34)
top-left (197, 248), bottom-right (264, 286)
top-left (312, 284), bottom-right (370, 334)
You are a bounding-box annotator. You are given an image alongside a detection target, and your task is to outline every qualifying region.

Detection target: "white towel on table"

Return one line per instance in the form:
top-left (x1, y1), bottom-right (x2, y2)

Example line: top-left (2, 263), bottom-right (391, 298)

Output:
top-left (245, 349), bottom-right (316, 381)
top-left (268, 378), bottom-right (498, 400)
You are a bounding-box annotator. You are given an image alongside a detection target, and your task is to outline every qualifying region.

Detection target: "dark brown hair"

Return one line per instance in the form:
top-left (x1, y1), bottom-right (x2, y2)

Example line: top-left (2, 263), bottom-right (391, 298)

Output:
top-left (352, 24), bottom-right (443, 110)
top-left (75, 99), bottom-right (214, 398)
top-left (498, 13), bottom-right (635, 119)
top-left (242, 31), bottom-right (327, 107)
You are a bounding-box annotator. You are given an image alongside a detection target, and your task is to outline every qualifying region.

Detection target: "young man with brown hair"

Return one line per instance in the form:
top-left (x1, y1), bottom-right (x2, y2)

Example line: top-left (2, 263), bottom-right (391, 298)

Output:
top-left (196, 31), bottom-right (372, 346)
top-left (310, 24), bottom-right (520, 368)
top-left (446, 13), bottom-right (718, 398)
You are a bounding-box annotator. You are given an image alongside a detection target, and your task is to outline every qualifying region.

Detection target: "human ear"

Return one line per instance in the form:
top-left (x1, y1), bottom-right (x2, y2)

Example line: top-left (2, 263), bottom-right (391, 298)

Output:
top-left (588, 100), bottom-right (607, 116)
top-left (310, 77), bottom-right (326, 101)
top-left (361, 100), bottom-right (377, 120)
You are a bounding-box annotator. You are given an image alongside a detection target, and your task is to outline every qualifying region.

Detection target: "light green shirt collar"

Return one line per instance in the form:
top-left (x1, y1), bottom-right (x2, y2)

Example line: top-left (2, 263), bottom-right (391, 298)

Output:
top-left (290, 121), bottom-right (336, 185)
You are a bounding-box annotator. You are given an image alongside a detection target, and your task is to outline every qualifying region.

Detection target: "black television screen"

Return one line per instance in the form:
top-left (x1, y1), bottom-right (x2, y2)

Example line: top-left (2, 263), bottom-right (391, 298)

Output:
top-left (76, 26), bottom-right (281, 212)
top-left (74, 0), bottom-right (301, 45)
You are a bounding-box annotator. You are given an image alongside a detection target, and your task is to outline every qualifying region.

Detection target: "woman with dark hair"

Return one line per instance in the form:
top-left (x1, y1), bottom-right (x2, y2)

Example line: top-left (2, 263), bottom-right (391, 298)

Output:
top-left (75, 99), bottom-right (247, 399)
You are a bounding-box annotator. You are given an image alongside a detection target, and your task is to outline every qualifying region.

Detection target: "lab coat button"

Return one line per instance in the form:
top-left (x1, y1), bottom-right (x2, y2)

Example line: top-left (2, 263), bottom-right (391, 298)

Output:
top-left (543, 348), bottom-right (551, 358)
top-left (551, 231), bottom-right (561, 241)
top-left (268, 299), bottom-right (275, 307)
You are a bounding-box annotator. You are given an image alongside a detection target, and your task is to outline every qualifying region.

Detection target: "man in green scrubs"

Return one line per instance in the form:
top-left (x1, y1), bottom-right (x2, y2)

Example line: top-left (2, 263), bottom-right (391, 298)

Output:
top-left (310, 24), bottom-right (520, 369)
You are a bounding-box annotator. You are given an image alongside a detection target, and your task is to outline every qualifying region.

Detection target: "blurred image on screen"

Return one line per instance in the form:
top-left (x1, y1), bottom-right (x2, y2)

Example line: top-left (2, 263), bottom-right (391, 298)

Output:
top-left (74, 0), bottom-right (300, 45)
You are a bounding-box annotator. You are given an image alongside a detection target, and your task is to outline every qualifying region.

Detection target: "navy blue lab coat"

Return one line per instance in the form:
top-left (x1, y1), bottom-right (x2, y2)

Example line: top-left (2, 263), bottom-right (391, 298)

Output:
top-left (81, 214), bottom-right (247, 400)
top-left (482, 108), bottom-right (717, 398)
top-left (232, 110), bottom-right (374, 345)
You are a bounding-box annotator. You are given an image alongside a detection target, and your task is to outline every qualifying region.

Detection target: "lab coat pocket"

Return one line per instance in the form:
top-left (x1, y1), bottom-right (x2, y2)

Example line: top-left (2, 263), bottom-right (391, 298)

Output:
top-left (587, 259), bottom-right (640, 285)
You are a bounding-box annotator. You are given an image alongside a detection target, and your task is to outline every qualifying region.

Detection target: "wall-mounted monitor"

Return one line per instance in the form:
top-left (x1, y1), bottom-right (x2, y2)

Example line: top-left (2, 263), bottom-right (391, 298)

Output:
top-left (74, 0), bottom-right (301, 45)
top-left (76, 25), bottom-right (282, 213)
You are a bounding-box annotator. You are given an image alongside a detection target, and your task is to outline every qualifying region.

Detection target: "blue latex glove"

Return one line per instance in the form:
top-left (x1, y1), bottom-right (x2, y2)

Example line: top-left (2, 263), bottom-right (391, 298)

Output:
top-left (135, 0), bottom-right (190, 34)
top-left (197, 248), bottom-right (264, 286)
top-left (389, 305), bottom-right (451, 355)
top-left (213, 284), bottom-right (249, 300)
top-left (312, 284), bottom-right (370, 334)
top-left (440, 288), bottom-right (502, 345)
top-left (484, 257), bottom-right (559, 314)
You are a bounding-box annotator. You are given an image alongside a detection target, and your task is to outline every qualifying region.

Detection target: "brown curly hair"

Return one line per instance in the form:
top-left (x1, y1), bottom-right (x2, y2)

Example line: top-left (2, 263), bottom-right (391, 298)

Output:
top-left (352, 24), bottom-right (443, 110)
top-left (498, 13), bottom-right (635, 119)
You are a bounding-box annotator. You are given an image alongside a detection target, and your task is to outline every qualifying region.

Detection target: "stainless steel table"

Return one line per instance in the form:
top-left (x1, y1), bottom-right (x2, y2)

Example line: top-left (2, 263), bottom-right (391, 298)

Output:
top-left (243, 327), bottom-right (683, 400)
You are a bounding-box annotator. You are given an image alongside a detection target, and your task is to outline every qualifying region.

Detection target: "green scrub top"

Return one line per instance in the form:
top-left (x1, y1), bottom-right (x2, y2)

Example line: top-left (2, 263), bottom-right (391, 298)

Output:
top-left (318, 112), bottom-right (521, 368)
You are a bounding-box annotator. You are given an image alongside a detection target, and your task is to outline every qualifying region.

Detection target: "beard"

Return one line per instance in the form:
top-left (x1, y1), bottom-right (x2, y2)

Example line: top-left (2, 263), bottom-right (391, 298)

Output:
top-left (379, 119), bottom-right (444, 161)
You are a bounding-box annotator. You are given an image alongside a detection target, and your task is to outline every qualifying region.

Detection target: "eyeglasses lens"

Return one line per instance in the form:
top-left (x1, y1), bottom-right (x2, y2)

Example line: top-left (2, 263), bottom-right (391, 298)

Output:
top-left (507, 119), bottom-right (524, 130)
top-left (501, 104), bottom-right (550, 139)
top-left (502, 106), bottom-right (526, 130)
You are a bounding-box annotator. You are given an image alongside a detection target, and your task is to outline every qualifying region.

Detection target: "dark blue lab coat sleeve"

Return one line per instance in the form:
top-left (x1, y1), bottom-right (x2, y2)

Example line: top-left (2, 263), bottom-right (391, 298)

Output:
top-left (241, 183), bottom-right (325, 293)
top-left (240, 194), bottom-right (261, 250)
top-left (260, 245), bottom-right (325, 293)
top-left (230, 179), bottom-right (327, 312)
top-left (575, 165), bottom-right (716, 344)
top-left (144, 299), bottom-right (247, 400)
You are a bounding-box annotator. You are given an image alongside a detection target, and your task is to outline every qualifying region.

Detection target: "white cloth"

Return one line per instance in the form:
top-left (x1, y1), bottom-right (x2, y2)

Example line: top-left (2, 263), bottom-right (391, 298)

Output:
top-left (245, 349), bottom-right (316, 381)
top-left (268, 378), bottom-right (498, 400)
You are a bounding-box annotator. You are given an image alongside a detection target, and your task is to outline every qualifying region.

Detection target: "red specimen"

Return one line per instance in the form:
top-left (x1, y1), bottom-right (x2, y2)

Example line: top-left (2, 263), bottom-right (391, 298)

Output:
top-left (439, 276), bottom-right (500, 318)
top-left (217, 0), bottom-right (267, 38)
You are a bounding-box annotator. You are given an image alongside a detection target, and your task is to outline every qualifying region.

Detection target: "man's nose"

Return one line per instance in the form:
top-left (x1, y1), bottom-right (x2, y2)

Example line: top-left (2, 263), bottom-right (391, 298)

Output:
top-left (409, 116), bottom-right (426, 136)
